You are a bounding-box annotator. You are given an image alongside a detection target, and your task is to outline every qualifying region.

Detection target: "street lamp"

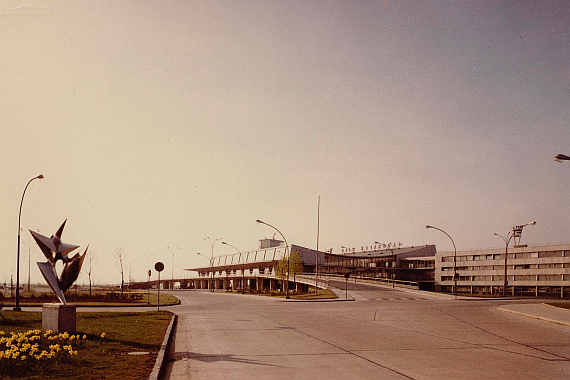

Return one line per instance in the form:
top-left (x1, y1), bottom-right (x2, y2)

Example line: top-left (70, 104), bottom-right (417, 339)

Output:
top-left (197, 252), bottom-right (211, 290)
top-left (222, 242), bottom-right (245, 294)
top-left (204, 237), bottom-right (221, 292)
top-left (555, 154), bottom-right (570, 163)
top-left (256, 219), bottom-right (290, 299)
top-left (167, 247), bottom-right (180, 289)
top-left (494, 221), bottom-right (536, 297)
top-left (15, 174), bottom-right (44, 311)
top-left (426, 225), bottom-right (457, 297)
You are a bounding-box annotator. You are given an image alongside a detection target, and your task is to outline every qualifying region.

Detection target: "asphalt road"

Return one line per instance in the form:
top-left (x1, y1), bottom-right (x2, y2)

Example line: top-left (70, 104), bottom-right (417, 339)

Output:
top-left (160, 284), bottom-right (570, 380)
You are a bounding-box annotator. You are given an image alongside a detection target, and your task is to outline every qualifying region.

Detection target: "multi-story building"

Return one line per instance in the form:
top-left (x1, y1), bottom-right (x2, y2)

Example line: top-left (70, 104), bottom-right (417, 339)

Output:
top-left (435, 243), bottom-right (570, 297)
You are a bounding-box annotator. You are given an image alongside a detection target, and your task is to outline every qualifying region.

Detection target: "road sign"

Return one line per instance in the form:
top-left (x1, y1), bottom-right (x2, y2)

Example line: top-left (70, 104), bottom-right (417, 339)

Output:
top-left (155, 262), bottom-right (164, 272)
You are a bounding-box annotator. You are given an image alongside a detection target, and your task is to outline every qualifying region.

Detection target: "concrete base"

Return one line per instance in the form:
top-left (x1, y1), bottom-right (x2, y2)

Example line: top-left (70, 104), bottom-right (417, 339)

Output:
top-left (42, 303), bottom-right (76, 333)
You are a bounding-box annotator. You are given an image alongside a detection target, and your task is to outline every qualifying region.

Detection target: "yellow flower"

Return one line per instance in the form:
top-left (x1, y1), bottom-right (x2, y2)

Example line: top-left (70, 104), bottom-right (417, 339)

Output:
top-left (82, 335), bottom-right (87, 340)
top-left (100, 332), bottom-right (106, 339)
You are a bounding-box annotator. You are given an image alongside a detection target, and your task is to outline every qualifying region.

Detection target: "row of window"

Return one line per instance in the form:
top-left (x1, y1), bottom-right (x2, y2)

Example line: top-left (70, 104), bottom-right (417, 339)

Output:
top-left (200, 267), bottom-right (273, 277)
top-left (441, 250), bottom-right (570, 262)
top-left (441, 263), bottom-right (569, 271)
top-left (441, 274), bottom-right (565, 282)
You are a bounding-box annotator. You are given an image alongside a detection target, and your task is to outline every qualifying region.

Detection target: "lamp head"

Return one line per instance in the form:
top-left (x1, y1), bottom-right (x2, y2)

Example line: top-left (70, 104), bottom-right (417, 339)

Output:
top-left (256, 219), bottom-right (263, 224)
top-left (425, 225), bottom-right (433, 229)
top-left (37, 174), bottom-right (44, 179)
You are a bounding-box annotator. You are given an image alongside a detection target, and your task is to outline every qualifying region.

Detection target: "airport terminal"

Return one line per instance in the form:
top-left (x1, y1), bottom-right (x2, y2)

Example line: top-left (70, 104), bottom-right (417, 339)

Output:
top-left (183, 238), bottom-right (570, 298)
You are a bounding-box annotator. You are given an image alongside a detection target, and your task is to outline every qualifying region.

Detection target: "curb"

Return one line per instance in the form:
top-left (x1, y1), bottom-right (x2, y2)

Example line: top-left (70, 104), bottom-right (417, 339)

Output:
top-left (149, 313), bottom-right (178, 380)
top-left (496, 305), bottom-right (570, 327)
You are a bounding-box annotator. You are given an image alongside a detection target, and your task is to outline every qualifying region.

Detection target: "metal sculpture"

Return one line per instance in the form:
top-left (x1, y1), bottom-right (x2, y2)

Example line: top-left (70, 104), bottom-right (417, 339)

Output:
top-left (30, 220), bottom-right (87, 304)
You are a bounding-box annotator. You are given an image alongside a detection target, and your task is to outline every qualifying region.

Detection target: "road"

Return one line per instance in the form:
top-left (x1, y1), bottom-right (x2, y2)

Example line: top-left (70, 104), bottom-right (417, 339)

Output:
top-left (160, 283), bottom-right (570, 380)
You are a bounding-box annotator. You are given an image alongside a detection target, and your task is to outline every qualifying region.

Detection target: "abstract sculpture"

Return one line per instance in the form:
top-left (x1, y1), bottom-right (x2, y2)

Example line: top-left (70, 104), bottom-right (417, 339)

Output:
top-left (30, 220), bottom-right (87, 304)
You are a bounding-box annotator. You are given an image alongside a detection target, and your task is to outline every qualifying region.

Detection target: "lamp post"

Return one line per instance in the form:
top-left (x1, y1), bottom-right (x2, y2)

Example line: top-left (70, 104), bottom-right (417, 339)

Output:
top-left (256, 219), bottom-right (290, 299)
top-left (426, 225), bottom-right (457, 297)
top-left (222, 242), bottom-right (245, 294)
top-left (167, 246), bottom-right (180, 289)
top-left (197, 252), bottom-right (214, 291)
top-left (494, 221), bottom-right (536, 297)
top-left (204, 237), bottom-right (221, 292)
top-left (15, 174), bottom-right (44, 311)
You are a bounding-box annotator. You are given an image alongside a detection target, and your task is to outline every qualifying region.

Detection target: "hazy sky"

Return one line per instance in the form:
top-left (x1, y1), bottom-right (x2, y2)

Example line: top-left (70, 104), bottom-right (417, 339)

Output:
top-left (2, 1), bottom-right (570, 285)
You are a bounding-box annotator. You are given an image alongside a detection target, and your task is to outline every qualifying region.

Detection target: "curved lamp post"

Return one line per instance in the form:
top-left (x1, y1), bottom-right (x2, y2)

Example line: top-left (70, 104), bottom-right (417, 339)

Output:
top-left (494, 221), bottom-right (536, 297)
top-left (197, 252), bottom-right (212, 290)
top-left (204, 237), bottom-right (221, 292)
top-left (15, 174), bottom-right (44, 311)
top-left (256, 219), bottom-right (290, 299)
top-left (222, 242), bottom-right (245, 294)
top-left (426, 225), bottom-right (457, 297)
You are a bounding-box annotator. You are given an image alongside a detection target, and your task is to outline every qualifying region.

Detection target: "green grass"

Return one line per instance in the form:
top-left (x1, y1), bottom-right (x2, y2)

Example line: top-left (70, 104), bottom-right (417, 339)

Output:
top-left (248, 288), bottom-right (338, 300)
top-left (0, 291), bottom-right (179, 307)
top-left (0, 310), bottom-right (172, 379)
top-left (546, 302), bottom-right (570, 309)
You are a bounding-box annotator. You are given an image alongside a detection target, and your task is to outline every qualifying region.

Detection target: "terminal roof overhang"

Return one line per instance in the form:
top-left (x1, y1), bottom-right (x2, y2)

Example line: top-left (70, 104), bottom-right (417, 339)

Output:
top-left (186, 244), bottom-right (435, 272)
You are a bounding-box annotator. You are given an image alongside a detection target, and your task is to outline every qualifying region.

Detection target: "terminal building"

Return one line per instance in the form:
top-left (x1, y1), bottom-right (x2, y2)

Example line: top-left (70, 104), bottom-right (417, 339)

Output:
top-left (436, 243), bottom-right (570, 297)
top-left (187, 239), bottom-right (436, 292)
top-left (183, 238), bottom-right (570, 298)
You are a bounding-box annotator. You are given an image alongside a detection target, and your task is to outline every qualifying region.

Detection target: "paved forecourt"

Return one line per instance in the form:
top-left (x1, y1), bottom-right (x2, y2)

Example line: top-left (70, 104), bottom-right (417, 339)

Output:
top-left (160, 285), bottom-right (570, 380)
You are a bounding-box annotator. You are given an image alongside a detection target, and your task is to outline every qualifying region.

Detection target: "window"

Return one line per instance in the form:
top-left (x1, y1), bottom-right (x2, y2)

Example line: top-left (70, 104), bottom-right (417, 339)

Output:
top-left (539, 251), bottom-right (564, 258)
top-left (538, 275), bottom-right (562, 281)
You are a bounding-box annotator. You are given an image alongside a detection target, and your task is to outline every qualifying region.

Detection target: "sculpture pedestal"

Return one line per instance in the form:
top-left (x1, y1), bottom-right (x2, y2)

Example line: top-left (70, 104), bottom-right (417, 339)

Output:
top-left (42, 303), bottom-right (76, 333)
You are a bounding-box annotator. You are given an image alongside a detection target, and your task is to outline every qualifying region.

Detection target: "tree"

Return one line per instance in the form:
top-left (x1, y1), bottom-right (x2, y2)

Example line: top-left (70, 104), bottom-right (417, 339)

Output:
top-left (114, 248), bottom-right (127, 295)
top-left (275, 256), bottom-right (288, 293)
top-left (275, 251), bottom-right (303, 293)
top-left (289, 250), bottom-right (303, 283)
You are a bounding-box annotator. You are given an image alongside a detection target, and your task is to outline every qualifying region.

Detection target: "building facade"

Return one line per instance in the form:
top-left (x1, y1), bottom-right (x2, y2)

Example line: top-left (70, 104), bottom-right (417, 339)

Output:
top-left (188, 241), bottom-right (436, 291)
top-left (435, 243), bottom-right (570, 297)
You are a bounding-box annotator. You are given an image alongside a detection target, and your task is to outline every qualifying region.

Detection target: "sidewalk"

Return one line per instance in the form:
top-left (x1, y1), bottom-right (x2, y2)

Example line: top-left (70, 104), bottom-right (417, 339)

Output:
top-left (497, 303), bottom-right (570, 326)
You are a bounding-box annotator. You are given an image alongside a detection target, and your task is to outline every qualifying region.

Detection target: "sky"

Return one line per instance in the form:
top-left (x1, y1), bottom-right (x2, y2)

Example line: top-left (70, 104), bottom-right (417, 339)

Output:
top-left (1, 1), bottom-right (570, 286)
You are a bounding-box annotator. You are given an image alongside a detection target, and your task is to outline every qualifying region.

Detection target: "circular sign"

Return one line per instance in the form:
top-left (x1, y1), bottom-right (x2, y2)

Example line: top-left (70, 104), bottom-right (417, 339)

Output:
top-left (154, 262), bottom-right (164, 272)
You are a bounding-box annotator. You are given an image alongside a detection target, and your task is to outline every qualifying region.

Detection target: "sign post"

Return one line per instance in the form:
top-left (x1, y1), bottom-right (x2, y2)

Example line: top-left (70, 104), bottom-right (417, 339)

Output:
top-left (154, 262), bottom-right (164, 311)
top-left (345, 272), bottom-right (350, 300)
top-left (147, 269), bottom-right (151, 305)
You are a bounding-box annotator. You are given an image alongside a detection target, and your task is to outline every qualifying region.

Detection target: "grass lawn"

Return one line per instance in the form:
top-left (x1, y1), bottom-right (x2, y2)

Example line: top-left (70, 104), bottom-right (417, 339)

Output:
top-left (547, 302), bottom-right (570, 309)
top-left (249, 288), bottom-right (338, 300)
top-left (1, 291), bottom-right (179, 308)
top-left (0, 310), bottom-right (172, 380)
